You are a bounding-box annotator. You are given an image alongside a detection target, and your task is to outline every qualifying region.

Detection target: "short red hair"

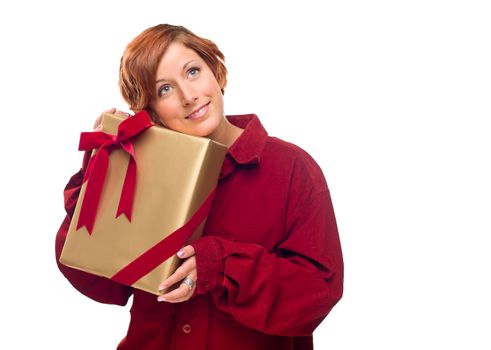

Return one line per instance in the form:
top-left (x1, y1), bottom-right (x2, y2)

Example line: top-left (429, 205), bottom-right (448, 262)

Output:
top-left (119, 24), bottom-right (227, 114)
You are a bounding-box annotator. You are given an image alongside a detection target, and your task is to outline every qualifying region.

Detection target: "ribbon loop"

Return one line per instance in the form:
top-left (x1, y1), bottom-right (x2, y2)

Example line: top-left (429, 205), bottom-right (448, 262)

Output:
top-left (76, 111), bottom-right (153, 234)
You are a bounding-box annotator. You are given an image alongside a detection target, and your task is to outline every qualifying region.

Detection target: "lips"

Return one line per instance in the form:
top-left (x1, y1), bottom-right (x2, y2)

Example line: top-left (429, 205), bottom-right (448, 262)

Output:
top-left (186, 102), bottom-right (210, 120)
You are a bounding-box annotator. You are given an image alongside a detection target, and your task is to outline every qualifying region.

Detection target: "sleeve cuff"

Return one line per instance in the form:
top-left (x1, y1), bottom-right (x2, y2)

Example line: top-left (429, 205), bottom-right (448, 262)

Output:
top-left (63, 151), bottom-right (92, 217)
top-left (63, 168), bottom-right (86, 218)
top-left (191, 236), bottom-right (224, 294)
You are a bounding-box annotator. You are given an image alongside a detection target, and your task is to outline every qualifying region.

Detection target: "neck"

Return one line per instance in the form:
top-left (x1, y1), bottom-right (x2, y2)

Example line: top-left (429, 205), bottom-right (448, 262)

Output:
top-left (208, 118), bottom-right (243, 148)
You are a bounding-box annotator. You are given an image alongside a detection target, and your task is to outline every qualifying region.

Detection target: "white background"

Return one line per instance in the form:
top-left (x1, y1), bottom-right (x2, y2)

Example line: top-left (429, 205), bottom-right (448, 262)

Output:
top-left (1, 0), bottom-right (490, 349)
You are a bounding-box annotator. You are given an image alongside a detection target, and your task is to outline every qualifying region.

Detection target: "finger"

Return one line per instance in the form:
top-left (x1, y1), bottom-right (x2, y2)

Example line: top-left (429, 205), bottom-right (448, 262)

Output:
top-left (93, 108), bottom-right (116, 129)
top-left (177, 245), bottom-right (196, 259)
top-left (93, 115), bottom-right (103, 130)
top-left (158, 282), bottom-right (194, 303)
top-left (159, 258), bottom-right (195, 289)
top-left (158, 257), bottom-right (196, 292)
top-left (114, 110), bottom-right (131, 118)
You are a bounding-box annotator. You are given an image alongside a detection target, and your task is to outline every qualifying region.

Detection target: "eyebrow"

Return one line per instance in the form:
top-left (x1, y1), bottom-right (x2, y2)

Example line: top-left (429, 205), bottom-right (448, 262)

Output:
top-left (155, 60), bottom-right (197, 84)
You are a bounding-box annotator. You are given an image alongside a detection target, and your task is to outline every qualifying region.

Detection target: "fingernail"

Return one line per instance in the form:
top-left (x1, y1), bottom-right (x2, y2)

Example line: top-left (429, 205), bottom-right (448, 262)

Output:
top-left (157, 296), bottom-right (166, 302)
top-left (177, 249), bottom-right (185, 258)
top-left (158, 284), bottom-right (167, 292)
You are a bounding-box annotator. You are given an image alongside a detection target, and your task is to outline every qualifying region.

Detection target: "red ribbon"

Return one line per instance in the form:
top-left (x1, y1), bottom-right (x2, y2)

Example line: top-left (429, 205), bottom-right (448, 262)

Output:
top-left (76, 111), bottom-right (153, 234)
top-left (111, 188), bottom-right (216, 287)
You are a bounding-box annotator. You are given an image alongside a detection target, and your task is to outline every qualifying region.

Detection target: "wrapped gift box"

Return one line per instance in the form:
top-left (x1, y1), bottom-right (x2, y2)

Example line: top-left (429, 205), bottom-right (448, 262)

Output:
top-left (60, 111), bottom-right (227, 295)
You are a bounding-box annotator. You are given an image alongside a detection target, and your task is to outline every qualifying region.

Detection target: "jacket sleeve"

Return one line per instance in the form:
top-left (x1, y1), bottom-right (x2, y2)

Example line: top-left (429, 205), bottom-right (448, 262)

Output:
top-left (191, 187), bottom-right (343, 337)
top-left (55, 152), bottom-right (133, 306)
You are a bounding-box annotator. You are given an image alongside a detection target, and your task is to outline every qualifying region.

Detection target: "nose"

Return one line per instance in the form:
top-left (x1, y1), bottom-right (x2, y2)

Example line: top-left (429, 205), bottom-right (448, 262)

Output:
top-left (180, 83), bottom-right (198, 106)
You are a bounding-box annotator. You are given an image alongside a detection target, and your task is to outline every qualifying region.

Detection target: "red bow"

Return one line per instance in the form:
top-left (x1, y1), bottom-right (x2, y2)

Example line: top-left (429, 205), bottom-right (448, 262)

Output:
top-left (76, 111), bottom-right (153, 234)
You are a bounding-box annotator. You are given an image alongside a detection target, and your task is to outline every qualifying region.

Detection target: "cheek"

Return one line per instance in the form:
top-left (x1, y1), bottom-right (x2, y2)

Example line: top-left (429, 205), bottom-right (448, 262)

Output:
top-left (153, 98), bottom-right (182, 120)
top-left (200, 72), bottom-right (222, 94)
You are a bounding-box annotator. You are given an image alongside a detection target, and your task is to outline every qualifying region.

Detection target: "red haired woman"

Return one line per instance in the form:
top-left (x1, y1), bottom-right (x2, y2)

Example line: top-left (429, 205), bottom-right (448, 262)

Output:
top-left (56, 24), bottom-right (343, 350)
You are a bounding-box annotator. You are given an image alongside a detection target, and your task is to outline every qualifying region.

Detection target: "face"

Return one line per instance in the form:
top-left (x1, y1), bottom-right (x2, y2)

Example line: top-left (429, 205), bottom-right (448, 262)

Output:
top-left (149, 42), bottom-right (226, 139)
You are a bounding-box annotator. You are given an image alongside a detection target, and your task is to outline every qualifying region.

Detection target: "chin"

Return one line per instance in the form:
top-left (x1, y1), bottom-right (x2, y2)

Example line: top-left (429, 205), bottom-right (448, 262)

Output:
top-left (194, 119), bottom-right (221, 138)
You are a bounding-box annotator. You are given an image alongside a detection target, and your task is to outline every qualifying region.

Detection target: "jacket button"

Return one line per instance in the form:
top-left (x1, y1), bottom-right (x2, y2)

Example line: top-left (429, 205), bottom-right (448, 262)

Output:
top-left (182, 324), bottom-right (192, 334)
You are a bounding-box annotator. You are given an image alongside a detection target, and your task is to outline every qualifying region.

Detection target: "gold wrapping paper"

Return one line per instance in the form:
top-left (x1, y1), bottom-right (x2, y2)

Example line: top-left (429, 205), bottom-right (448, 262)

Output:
top-left (60, 113), bottom-right (227, 295)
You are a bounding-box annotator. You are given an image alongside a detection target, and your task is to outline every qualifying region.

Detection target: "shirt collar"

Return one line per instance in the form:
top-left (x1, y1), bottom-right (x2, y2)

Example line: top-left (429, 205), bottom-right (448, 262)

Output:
top-left (226, 114), bottom-right (268, 165)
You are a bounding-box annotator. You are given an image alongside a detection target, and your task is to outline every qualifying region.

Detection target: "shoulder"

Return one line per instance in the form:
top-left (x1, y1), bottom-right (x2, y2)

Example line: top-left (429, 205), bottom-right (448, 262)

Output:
top-left (262, 136), bottom-right (328, 193)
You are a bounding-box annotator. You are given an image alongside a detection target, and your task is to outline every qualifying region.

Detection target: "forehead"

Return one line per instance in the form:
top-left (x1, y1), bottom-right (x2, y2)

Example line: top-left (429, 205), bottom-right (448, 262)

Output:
top-left (156, 42), bottom-right (202, 74)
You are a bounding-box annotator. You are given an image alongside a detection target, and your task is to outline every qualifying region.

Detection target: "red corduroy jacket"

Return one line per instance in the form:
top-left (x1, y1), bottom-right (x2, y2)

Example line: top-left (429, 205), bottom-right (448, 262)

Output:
top-left (56, 114), bottom-right (343, 350)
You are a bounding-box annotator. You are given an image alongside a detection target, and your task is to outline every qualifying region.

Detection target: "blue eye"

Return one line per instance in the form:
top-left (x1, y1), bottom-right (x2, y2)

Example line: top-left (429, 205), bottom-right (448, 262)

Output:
top-left (188, 67), bottom-right (200, 77)
top-left (158, 84), bottom-right (172, 96)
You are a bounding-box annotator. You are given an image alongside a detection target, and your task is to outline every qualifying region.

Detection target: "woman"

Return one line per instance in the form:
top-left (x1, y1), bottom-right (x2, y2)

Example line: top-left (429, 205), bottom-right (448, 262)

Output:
top-left (56, 24), bottom-right (343, 350)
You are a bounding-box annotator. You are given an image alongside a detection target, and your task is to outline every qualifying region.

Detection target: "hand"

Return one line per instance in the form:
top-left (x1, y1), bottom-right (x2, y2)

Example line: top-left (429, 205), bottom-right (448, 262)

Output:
top-left (93, 108), bottom-right (130, 131)
top-left (157, 245), bottom-right (197, 303)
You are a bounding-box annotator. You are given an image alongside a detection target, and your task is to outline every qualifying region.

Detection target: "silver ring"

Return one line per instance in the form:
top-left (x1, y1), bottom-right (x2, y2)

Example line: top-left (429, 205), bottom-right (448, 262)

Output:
top-left (181, 277), bottom-right (195, 290)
